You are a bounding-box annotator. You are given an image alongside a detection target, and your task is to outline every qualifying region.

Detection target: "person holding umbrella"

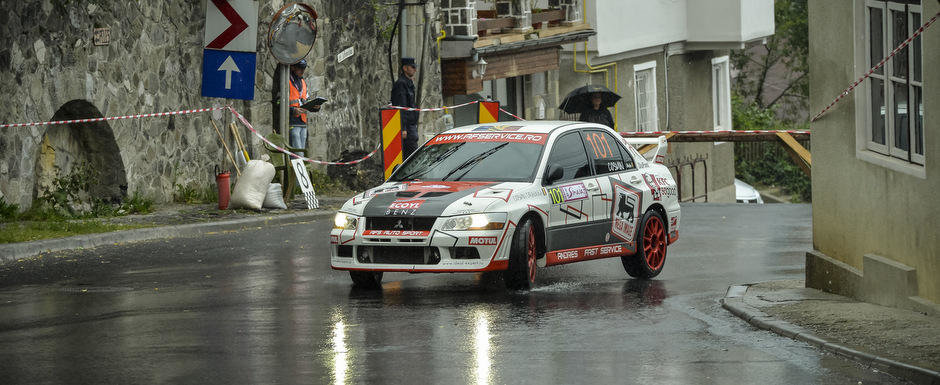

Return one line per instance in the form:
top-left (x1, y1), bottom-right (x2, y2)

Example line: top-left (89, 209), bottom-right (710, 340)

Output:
top-left (579, 92), bottom-right (615, 128)
top-left (559, 84), bottom-right (620, 129)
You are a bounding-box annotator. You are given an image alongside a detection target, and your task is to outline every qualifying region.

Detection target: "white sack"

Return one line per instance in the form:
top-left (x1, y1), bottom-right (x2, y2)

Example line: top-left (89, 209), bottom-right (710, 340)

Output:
top-left (230, 160), bottom-right (275, 210)
top-left (262, 183), bottom-right (288, 209)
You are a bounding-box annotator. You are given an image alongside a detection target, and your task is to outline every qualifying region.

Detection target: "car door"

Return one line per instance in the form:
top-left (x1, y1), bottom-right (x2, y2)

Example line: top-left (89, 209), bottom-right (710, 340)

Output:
top-left (579, 129), bottom-right (636, 246)
top-left (543, 131), bottom-right (597, 253)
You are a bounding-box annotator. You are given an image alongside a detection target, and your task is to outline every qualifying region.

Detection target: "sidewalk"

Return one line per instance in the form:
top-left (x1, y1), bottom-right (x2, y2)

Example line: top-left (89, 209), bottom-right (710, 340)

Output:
top-left (723, 280), bottom-right (940, 384)
top-left (0, 196), bottom-right (347, 264)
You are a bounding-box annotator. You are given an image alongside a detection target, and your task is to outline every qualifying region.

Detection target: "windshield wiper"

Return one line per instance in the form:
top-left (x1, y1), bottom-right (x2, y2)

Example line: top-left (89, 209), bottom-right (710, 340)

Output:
top-left (442, 143), bottom-right (509, 181)
top-left (396, 143), bottom-right (465, 181)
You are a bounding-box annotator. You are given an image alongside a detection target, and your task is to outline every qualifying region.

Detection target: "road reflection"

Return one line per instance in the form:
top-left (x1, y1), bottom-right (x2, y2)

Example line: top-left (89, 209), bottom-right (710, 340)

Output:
top-left (331, 312), bottom-right (348, 385)
top-left (472, 310), bottom-right (492, 385)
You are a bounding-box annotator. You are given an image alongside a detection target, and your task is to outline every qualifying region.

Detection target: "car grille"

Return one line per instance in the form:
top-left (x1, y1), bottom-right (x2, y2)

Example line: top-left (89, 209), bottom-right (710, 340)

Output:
top-left (366, 246), bottom-right (438, 265)
top-left (366, 217), bottom-right (436, 231)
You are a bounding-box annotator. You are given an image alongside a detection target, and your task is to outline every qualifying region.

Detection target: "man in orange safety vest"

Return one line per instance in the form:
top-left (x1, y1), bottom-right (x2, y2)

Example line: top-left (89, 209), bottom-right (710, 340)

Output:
top-left (289, 59), bottom-right (320, 150)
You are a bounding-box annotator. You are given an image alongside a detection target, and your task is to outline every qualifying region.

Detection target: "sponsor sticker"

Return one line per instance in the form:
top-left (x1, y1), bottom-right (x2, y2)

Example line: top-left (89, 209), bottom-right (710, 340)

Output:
top-left (547, 243), bottom-right (630, 265)
top-left (468, 236), bottom-right (498, 246)
top-left (472, 125), bottom-right (523, 132)
top-left (388, 200), bottom-right (424, 210)
top-left (363, 230), bottom-right (430, 237)
top-left (611, 182), bottom-right (642, 242)
top-left (330, 235), bottom-right (339, 244)
top-left (429, 132), bottom-right (548, 145)
top-left (547, 182), bottom-right (588, 204)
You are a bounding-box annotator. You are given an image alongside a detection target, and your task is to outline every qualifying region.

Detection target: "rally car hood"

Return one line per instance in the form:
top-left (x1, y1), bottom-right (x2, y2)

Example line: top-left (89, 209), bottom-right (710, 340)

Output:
top-left (341, 180), bottom-right (526, 217)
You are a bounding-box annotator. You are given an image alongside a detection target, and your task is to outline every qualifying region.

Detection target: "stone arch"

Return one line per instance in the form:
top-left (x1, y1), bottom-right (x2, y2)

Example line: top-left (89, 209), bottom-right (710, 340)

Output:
top-left (34, 100), bottom-right (127, 203)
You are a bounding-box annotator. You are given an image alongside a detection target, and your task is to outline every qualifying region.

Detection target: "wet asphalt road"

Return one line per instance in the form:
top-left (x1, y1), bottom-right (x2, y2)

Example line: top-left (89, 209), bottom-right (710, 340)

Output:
top-left (0, 204), bottom-right (909, 384)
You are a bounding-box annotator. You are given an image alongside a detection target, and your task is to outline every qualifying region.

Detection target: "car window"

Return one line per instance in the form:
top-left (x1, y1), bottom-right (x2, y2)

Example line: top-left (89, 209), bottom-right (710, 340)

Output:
top-left (390, 140), bottom-right (544, 182)
top-left (545, 132), bottom-right (592, 184)
top-left (581, 130), bottom-right (632, 175)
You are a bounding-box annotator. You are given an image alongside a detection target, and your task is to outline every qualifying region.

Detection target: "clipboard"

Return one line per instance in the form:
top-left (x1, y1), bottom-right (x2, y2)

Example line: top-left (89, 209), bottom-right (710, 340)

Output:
top-left (300, 97), bottom-right (328, 110)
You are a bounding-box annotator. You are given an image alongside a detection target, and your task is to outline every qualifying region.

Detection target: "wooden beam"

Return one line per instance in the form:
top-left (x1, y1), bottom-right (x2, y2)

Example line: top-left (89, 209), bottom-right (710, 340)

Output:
top-left (621, 131), bottom-right (809, 142)
top-left (637, 132), bottom-right (676, 155)
top-left (776, 132), bottom-right (812, 177)
top-left (531, 9), bottom-right (566, 24)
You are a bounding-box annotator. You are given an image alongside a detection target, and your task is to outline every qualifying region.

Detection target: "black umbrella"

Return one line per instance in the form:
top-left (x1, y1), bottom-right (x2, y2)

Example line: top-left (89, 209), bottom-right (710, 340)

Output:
top-left (559, 84), bottom-right (621, 114)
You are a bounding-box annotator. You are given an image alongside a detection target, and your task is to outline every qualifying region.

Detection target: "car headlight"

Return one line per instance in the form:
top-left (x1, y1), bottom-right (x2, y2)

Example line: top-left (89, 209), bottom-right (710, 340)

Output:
top-left (333, 212), bottom-right (359, 230)
top-left (441, 213), bottom-right (506, 231)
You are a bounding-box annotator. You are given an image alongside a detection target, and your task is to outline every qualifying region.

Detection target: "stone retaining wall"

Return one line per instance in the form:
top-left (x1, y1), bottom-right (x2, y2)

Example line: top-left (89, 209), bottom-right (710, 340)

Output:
top-left (0, 0), bottom-right (443, 208)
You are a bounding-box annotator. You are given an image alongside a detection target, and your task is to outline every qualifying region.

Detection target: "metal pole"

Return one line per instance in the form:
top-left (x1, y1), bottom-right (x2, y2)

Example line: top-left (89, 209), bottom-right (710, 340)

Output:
top-left (399, 7), bottom-right (408, 59)
top-left (279, 64), bottom-right (289, 138)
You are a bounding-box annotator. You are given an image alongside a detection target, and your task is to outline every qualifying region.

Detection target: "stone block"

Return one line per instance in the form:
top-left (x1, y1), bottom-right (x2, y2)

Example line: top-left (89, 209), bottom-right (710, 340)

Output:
top-left (859, 253), bottom-right (919, 309)
top-left (805, 249), bottom-right (862, 298)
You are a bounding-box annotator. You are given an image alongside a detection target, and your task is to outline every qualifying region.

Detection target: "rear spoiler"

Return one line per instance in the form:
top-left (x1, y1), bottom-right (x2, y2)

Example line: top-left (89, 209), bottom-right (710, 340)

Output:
top-left (622, 135), bottom-right (667, 164)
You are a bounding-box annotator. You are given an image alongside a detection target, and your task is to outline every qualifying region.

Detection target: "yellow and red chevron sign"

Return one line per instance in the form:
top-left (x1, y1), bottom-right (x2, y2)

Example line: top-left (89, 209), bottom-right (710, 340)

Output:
top-left (380, 108), bottom-right (403, 179)
top-left (478, 101), bottom-right (499, 124)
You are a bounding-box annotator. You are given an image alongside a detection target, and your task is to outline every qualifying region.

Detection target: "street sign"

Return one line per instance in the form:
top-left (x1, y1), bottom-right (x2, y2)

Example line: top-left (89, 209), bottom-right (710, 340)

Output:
top-left (204, 0), bottom-right (258, 52)
top-left (201, 49), bottom-right (256, 100)
top-left (291, 158), bottom-right (319, 209)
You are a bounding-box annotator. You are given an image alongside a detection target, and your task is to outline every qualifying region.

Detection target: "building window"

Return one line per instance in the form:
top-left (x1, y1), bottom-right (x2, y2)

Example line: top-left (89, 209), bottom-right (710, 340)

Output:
top-left (865, 0), bottom-right (923, 165)
top-left (712, 56), bottom-right (732, 130)
top-left (633, 61), bottom-right (658, 132)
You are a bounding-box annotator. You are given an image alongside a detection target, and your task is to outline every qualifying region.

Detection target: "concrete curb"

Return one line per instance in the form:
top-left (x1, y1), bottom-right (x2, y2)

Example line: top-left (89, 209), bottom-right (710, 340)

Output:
top-left (721, 284), bottom-right (940, 385)
top-left (0, 211), bottom-right (333, 264)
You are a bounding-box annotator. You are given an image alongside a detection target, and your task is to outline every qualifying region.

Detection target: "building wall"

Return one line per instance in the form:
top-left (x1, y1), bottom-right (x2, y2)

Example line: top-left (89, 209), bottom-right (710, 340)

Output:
top-left (809, 0), bottom-right (940, 309)
top-left (0, 1), bottom-right (443, 207)
top-left (558, 50), bottom-right (736, 202)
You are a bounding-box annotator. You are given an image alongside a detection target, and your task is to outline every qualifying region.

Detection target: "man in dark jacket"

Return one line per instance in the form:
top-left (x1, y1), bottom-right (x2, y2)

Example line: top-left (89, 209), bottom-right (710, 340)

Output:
top-left (391, 57), bottom-right (419, 158)
top-left (579, 92), bottom-right (615, 129)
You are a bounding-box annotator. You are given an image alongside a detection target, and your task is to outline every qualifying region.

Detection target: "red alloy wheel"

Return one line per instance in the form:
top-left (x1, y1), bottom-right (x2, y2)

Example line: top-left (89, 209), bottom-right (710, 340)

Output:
top-left (526, 225), bottom-right (537, 282)
top-left (643, 215), bottom-right (666, 270)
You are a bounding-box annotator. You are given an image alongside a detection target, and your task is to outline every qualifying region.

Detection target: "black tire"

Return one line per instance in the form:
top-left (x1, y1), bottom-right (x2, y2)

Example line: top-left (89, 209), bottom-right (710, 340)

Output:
top-left (349, 271), bottom-right (383, 289)
top-left (621, 210), bottom-right (668, 279)
top-left (504, 219), bottom-right (539, 290)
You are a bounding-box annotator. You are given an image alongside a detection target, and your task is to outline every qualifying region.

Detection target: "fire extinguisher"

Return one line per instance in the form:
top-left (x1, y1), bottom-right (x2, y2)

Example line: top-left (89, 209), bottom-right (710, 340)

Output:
top-left (215, 165), bottom-right (231, 210)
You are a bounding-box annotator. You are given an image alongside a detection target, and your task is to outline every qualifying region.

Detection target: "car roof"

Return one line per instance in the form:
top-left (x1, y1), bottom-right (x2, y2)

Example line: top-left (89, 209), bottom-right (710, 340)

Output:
top-left (443, 120), bottom-right (588, 134)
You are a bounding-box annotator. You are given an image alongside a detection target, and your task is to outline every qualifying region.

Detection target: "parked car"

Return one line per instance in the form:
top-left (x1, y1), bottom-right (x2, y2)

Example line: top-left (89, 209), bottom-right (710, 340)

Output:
top-left (330, 121), bottom-right (681, 289)
top-left (735, 178), bottom-right (764, 204)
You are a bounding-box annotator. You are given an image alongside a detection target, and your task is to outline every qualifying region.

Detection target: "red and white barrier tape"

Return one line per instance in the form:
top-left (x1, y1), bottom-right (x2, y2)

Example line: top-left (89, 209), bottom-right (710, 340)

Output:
top-left (226, 107), bottom-right (379, 166)
top-left (811, 9), bottom-right (939, 122)
top-left (0, 106), bottom-right (227, 128)
top-left (386, 100), bottom-right (480, 112)
top-left (621, 129), bottom-right (810, 135)
top-left (500, 107), bottom-right (526, 121)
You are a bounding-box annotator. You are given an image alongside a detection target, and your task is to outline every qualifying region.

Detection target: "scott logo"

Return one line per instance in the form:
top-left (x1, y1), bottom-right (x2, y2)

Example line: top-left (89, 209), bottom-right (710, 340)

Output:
top-left (389, 200), bottom-right (424, 210)
top-left (468, 236), bottom-right (498, 246)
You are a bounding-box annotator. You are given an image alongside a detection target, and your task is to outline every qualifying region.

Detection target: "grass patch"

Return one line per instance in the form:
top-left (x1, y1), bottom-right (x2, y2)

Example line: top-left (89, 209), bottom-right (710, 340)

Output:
top-left (174, 183), bottom-right (218, 204)
top-left (0, 221), bottom-right (152, 244)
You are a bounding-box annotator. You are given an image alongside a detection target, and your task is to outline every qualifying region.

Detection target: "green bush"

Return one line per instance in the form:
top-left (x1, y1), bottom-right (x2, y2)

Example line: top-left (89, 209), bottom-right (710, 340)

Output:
top-left (0, 197), bottom-right (20, 222)
top-left (174, 183), bottom-right (218, 204)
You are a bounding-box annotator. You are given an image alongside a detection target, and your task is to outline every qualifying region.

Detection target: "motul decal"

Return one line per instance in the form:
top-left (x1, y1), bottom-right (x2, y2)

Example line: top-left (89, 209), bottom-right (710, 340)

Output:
top-left (545, 243), bottom-right (633, 266)
top-left (428, 132), bottom-right (548, 145)
top-left (363, 230), bottom-right (431, 237)
top-left (468, 236), bottom-right (498, 246)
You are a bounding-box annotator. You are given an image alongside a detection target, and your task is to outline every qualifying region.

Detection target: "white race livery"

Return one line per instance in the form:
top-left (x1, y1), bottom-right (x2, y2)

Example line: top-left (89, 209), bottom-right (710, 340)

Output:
top-left (331, 121), bottom-right (680, 289)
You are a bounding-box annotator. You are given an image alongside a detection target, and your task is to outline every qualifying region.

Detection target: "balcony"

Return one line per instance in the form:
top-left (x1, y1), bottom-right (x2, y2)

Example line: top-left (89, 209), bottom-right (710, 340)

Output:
top-left (686, 0), bottom-right (775, 49)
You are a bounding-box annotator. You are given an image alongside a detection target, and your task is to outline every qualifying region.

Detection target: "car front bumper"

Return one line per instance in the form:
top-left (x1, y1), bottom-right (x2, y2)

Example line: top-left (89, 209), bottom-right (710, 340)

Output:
top-left (329, 226), bottom-right (514, 273)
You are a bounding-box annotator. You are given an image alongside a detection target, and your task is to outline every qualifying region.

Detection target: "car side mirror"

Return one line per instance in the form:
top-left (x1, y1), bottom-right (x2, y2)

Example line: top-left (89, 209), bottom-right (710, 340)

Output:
top-left (544, 164), bottom-right (564, 185)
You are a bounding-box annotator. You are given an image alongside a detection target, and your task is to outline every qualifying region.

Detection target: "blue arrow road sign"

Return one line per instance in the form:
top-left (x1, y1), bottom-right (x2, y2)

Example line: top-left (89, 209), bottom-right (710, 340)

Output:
top-left (201, 49), bottom-right (256, 100)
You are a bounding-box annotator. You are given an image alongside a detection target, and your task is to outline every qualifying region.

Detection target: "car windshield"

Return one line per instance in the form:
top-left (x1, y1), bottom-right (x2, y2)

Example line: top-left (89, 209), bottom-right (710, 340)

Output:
top-left (391, 135), bottom-right (545, 182)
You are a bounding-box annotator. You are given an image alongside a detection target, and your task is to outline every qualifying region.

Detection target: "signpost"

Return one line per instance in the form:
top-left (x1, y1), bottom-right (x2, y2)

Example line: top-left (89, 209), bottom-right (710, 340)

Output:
top-left (201, 50), bottom-right (256, 100)
top-left (201, 0), bottom-right (259, 101)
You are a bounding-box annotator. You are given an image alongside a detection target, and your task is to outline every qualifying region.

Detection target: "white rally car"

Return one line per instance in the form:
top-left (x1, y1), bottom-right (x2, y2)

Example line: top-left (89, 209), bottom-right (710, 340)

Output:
top-left (331, 121), bottom-right (680, 289)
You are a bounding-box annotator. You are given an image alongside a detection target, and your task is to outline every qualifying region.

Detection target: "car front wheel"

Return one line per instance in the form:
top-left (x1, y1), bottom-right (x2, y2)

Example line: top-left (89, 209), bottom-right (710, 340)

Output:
top-left (621, 210), bottom-right (667, 279)
top-left (505, 219), bottom-right (539, 290)
top-left (349, 271), bottom-right (383, 289)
